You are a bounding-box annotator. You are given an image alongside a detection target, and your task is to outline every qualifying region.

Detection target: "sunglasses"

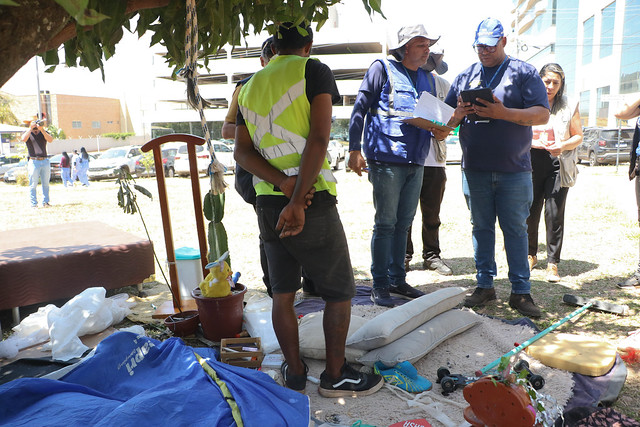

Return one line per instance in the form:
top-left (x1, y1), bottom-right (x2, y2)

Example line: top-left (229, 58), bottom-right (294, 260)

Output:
top-left (473, 38), bottom-right (502, 54)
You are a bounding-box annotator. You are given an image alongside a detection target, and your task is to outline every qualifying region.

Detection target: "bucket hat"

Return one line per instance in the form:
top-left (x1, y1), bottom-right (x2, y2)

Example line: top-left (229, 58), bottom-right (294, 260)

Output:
top-left (388, 24), bottom-right (439, 59)
top-left (421, 48), bottom-right (448, 75)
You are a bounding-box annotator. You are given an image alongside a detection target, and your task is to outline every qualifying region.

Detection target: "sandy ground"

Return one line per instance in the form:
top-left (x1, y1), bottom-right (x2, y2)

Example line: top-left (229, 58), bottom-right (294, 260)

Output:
top-left (1, 162), bottom-right (639, 423)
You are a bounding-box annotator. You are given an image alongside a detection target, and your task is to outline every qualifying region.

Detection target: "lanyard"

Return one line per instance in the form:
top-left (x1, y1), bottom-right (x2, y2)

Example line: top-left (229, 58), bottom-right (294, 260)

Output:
top-left (400, 63), bottom-right (432, 96)
top-left (481, 56), bottom-right (509, 89)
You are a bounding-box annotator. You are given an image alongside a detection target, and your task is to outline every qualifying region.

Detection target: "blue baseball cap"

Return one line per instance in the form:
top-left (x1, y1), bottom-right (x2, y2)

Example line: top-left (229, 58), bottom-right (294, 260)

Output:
top-left (474, 18), bottom-right (504, 46)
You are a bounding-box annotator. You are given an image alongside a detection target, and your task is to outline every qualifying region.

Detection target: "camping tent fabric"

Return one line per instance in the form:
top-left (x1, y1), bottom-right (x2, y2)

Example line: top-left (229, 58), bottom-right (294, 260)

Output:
top-left (0, 332), bottom-right (310, 426)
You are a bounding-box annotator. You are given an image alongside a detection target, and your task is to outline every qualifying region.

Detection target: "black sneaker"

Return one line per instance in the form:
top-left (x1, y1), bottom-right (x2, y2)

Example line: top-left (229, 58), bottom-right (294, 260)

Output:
top-left (463, 287), bottom-right (497, 307)
top-left (389, 282), bottom-right (425, 299)
top-left (318, 363), bottom-right (384, 398)
top-left (370, 288), bottom-right (395, 307)
top-left (281, 360), bottom-right (308, 392)
top-left (509, 293), bottom-right (542, 318)
top-left (423, 258), bottom-right (453, 276)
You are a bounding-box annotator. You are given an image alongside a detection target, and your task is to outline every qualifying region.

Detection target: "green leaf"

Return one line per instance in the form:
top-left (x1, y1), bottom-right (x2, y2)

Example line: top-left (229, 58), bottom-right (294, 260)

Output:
top-left (134, 184), bottom-right (153, 200)
top-left (55, 0), bottom-right (111, 26)
top-left (0, 0), bottom-right (19, 6)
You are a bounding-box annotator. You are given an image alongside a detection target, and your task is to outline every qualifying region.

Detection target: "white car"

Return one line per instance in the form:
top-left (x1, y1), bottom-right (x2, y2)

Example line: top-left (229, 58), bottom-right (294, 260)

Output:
top-left (327, 140), bottom-right (345, 170)
top-left (445, 136), bottom-right (462, 165)
top-left (88, 146), bottom-right (143, 180)
top-left (174, 141), bottom-right (235, 177)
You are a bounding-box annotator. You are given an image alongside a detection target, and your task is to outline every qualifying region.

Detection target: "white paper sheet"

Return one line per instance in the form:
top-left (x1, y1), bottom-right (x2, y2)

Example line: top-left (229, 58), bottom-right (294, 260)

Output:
top-left (413, 90), bottom-right (455, 124)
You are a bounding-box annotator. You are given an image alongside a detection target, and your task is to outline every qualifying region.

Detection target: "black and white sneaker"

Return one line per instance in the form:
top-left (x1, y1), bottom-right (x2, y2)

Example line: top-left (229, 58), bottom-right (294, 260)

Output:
top-left (281, 360), bottom-right (308, 392)
top-left (318, 363), bottom-right (384, 398)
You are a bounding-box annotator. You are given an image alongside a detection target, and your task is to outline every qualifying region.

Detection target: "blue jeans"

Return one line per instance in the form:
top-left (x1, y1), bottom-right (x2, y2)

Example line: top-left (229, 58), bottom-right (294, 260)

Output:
top-left (62, 167), bottom-right (72, 187)
top-left (28, 158), bottom-right (51, 206)
top-left (368, 163), bottom-right (424, 289)
top-left (462, 170), bottom-right (533, 294)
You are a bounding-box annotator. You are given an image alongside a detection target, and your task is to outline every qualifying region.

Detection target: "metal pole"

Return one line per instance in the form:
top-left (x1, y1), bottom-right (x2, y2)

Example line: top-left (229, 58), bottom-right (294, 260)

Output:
top-left (616, 120), bottom-right (621, 173)
top-left (35, 57), bottom-right (42, 120)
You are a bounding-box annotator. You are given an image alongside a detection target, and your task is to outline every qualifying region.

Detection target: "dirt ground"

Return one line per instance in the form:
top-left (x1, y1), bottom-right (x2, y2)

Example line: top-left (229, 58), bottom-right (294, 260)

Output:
top-left (1, 162), bottom-right (639, 423)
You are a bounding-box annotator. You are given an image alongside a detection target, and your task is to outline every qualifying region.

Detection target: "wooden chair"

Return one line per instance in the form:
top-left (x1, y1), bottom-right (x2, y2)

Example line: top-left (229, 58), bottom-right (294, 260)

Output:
top-left (141, 134), bottom-right (209, 315)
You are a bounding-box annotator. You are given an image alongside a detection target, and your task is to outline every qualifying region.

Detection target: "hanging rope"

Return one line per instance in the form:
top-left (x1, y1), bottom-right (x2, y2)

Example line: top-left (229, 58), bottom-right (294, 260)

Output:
top-left (180, 0), bottom-right (227, 195)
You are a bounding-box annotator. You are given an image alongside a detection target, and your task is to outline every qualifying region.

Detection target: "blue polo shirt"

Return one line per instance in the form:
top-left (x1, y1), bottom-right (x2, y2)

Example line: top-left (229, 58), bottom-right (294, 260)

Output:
top-left (444, 57), bottom-right (549, 172)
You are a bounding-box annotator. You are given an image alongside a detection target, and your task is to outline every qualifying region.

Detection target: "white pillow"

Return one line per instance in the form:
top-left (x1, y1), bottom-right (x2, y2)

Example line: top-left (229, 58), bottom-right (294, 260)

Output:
top-left (357, 309), bottom-right (480, 367)
top-left (298, 311), bottom-right (368, 363)
top-left (346, 287), bottom-right (467, 350)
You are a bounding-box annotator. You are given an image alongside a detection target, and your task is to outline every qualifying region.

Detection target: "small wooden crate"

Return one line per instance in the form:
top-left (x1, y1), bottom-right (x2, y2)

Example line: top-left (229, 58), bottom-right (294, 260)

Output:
top-left (220, 337), bottom-right (264, 368)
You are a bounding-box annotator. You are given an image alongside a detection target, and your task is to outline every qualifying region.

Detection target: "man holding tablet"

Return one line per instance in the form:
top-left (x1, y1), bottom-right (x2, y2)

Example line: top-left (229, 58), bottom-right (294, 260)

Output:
top-left (443, 18), bottom-right (549, 317)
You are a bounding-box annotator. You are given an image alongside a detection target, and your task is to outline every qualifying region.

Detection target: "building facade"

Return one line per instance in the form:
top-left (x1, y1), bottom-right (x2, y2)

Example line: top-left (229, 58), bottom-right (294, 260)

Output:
top-left (512, 0), bottom-right (640, 127)
top-left (10, 92), bottom-right (133, 139)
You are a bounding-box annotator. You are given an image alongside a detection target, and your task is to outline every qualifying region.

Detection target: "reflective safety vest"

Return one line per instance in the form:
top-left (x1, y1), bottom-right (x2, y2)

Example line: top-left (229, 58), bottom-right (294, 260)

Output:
top-left (238, 55), bottom-right (337, 197)
top-left (363, 58), bottom-right (432, 165)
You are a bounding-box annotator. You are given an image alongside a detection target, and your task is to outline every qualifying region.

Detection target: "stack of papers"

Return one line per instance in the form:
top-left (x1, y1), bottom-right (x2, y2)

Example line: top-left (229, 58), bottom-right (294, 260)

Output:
top-left (403, 91), bottom-right (455, 131)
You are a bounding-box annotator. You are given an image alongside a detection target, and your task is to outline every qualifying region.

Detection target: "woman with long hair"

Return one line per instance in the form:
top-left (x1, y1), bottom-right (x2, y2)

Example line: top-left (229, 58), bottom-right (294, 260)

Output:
top-left (527, 63), bottom-right (583, 282)
top-left (76, 147), bottom-right (90, 187)
top-left (60, 151), bottom-right (72, 187)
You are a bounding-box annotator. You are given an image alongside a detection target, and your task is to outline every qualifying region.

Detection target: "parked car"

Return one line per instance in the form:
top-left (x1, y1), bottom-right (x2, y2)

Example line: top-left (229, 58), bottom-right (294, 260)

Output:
top-left (0, 155), bottom-right (22, 179)
top-left (88, 146), bottom-right (143, 180)
top-left (327, 140), bottom-right (345, 170)
top-left (174, 141), bottom-right (235, 177)
top-left (577, 127), bottom-right (633, 166)
top-left (2, 159), bottom-right (29, 183)
top-left (134, 147), bottom-right (178, 178)
top-left (50, 153), bottom-right (97, 181)
top-left (445, 135), bottom-right (463, 165)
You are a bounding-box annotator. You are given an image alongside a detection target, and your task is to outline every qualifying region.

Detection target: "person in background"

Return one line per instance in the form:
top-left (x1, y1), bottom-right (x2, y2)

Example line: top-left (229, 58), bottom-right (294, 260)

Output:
top-left (60, 151), bottom-right (72, 187)
top-left (615, 94), bottom-right (640, 288)
top-left (222, 37), bottom-right (317, 298)
top-left (71, 149), bottom-right (80, 185)
top-left (443, 18), bottom-right (549, 317)
top-left (527, 63), bottom-right (583, 283)
top-left (234, 22), bottom-right (383, 397)
top-left (405, 48), bottom-right (453, 276)
top-left (76, 147), bottom-right (90, 187)
top-left (20, 116), bottom-right (53, 208)
top-left (349, 24), bottom-right (440, 307)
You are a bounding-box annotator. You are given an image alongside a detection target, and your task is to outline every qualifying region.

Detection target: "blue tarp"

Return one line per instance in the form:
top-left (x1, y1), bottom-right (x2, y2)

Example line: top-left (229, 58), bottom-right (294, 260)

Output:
top-left (0, 332), bottom-right (309, 426)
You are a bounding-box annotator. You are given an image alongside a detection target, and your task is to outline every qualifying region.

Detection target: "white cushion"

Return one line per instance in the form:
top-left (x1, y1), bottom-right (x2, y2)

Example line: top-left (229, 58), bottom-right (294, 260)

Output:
top-left (357, 309), bottom-right (480, 367)
top-left (346, 287), bottom-right (467, 350)
top-left (298, 311), bottom-right (368, 363)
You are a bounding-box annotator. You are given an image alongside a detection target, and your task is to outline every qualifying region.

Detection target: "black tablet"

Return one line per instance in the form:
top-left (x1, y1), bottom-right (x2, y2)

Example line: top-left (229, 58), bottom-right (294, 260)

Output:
top-left (460, 87), bottom-right (494, 105)
top-left (460, 88), bottom-right (494, 122)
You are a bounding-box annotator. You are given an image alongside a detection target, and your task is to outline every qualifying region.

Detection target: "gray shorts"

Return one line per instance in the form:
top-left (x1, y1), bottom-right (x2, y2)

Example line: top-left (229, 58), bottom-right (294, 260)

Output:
top-left (256, 199), bottom-right (355, 302)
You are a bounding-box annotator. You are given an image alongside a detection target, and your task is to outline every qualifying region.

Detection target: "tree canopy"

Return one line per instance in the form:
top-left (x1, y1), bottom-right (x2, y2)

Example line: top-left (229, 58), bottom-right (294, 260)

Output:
top-left (0, 0), bottom-right (383, 88)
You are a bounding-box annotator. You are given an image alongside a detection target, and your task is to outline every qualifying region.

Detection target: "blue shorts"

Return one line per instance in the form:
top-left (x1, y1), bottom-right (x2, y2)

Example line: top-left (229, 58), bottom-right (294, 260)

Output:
top-left (256, 193), bottom-right (355, 302)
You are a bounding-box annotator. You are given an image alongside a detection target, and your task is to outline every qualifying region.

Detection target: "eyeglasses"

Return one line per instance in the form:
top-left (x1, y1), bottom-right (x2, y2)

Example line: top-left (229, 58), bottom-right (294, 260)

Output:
top-left (473, 39), bottom-right (501, 54)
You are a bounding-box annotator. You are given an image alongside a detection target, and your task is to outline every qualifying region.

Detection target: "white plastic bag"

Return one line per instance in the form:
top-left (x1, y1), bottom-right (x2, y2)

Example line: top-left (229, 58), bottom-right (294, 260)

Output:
top-left (243, 294), bottom-right (280, 354)
top-left (0, 287), bottom-right (134, 361)
top-left (0, 304), bottom-right (56, 359)
top-left (46, 288), bottom-right (133, 361)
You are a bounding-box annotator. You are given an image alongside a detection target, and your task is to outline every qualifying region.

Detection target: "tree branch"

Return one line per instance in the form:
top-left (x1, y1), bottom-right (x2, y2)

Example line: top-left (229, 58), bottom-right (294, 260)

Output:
top-left (43, 0), bottom-right (171, 53)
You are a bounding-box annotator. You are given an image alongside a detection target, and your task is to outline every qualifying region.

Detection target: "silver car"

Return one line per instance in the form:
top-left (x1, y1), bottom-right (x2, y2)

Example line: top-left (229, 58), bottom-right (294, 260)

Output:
top-left (174, 141), bottom-right (235, 177)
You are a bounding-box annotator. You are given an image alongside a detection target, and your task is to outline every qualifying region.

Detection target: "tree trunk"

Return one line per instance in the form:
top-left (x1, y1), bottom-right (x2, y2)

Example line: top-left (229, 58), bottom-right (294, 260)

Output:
top-left (0, 0), bottom-right (70, 88)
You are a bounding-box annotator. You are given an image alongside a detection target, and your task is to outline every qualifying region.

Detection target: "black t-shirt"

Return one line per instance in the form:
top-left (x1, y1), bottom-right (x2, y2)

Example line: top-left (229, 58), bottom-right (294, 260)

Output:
top-left (26, 131), bottom-right (48, 158)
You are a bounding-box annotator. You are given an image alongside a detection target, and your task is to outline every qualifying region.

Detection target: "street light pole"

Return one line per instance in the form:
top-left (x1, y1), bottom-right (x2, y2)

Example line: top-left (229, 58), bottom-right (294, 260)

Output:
top-left (35, 57), bottom-right (42, 120)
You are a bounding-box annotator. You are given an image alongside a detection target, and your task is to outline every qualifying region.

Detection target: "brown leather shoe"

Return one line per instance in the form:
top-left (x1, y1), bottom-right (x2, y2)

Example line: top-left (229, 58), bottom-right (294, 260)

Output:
top-left (509, 293), bottom-right (542, 318)
top-left (546, 263), bottom-right (560, 282)
top-left (463, 287), bottom-right (497, 308)
top-left (528, 255), bottom-right (537, 271)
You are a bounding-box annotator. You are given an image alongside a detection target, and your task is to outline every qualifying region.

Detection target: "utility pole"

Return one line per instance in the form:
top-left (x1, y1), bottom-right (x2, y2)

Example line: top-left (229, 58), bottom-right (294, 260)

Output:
top-left (35, 57), bottom-right (42, 120)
